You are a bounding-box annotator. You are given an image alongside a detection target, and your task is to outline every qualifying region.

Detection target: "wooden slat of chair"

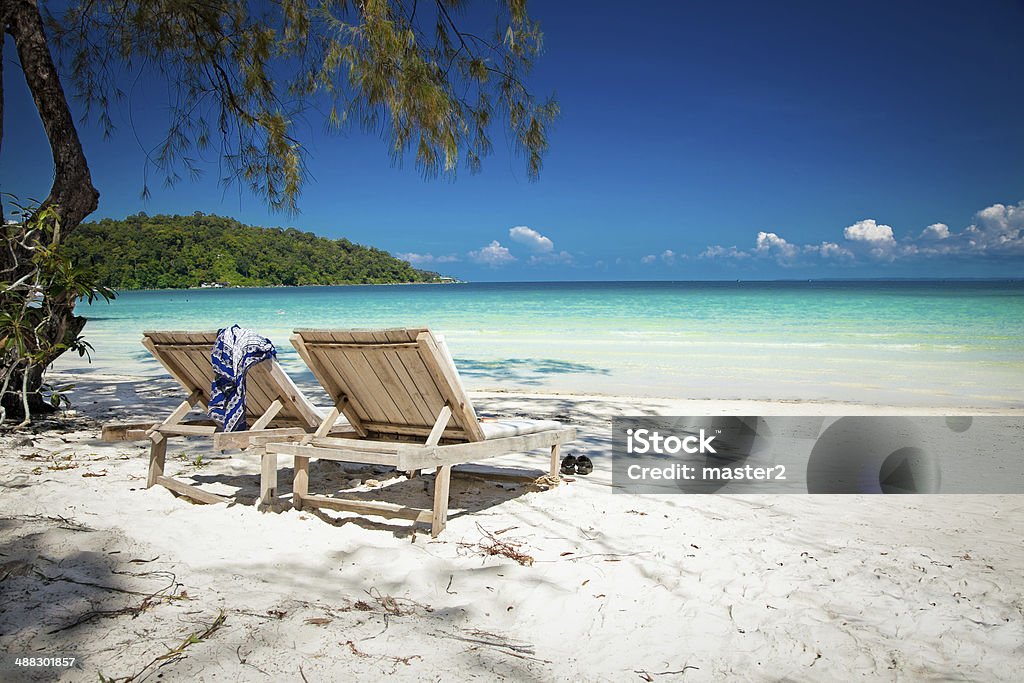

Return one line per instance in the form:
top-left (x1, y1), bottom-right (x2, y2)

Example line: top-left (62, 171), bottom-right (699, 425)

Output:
top-left (415, 332), bottom-right (485, 442)
top-left (269, 442), bottom-right (401, 466)
top-left (381, 328), bottom-right (423, 343)
top-left (368, 330), bottom-right (436, 425)
top-left (330, 345), bottom-right (396, 424)
top-left (358, 347), bottom-right (423, 426)
top-left (304, 347), bottom-right (358, 416)
top-left (144, 330), bottom-right (173, 344)
top-left (300, 495), bottom-right (433, 523)
top-left (237, 359), bottom-right (281, 418)
top-left (250, 398), bottom-right (283, 430)
top-left (169, 348), bottom-right (215, 408)
top-left (372, 327), bottom-right (444, 428)
top-left (378, 345), bottom-right (437, 426)
top-left (337, 347), bottom-right (402, 423)
top-left (431, 332), bottom-right (481, 427)
top-left (391, 345), bottom-right (450, 428)
top-left (264, 361), bottom-right (323, 428)
top-left (397, 427), bottom-right (577, 470)
top-left (156, 475), bottom-right (230, 505)
top-left (294, 328), bottom-right (426, 344)
top-left (144, 330), bottom-right (207, 349)
top-left (344, 328), bottom-right (427, 344)
top-left (329, 331), bottom-right (406, 423)
top-left (291, 334), bottom-right (367, 436)
top-left (312, 345), bottom-right (389, 425)
top-left (357, 422), bottom-right (467, 439)
top-left (142, 336), bottom-right (204, 400)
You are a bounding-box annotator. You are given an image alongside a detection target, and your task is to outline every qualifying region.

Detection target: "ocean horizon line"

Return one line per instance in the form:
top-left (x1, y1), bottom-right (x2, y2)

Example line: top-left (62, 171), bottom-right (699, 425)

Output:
top-left (97, 276), bottom-right (1024, 293)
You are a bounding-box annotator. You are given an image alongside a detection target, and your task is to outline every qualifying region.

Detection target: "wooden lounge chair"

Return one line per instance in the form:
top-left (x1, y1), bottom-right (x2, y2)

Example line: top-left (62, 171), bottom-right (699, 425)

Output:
top-left (102, 330), bottom-right (325, 506)
top-left (261, 328), bottom-right (577, 536)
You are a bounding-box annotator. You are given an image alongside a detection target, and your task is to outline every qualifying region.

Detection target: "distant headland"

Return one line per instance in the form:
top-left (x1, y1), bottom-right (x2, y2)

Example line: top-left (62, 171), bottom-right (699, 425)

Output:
top-left (63, 212), bottom-right (453, 290)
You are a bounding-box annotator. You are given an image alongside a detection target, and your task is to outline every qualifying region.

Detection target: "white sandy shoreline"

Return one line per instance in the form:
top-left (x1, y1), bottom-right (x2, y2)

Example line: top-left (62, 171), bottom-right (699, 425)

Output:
top-left (1, 371), bottom-right (1022, 681)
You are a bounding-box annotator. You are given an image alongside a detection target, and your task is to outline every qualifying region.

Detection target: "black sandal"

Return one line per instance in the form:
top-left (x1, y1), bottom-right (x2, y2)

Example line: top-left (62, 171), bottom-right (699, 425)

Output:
top-left (560, 454), bottom-right (578, 475)
top-left (575, 455), bottom-right (594, 475)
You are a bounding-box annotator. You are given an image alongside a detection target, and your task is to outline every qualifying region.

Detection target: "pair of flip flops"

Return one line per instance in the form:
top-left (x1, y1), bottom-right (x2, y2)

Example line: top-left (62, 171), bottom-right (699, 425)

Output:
top-left (560, 454), bottom-right (593, 476)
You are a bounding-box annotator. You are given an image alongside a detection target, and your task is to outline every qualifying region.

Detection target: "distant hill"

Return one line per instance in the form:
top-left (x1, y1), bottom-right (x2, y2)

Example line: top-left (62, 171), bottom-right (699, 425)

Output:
top-left (63, 212), bottom-right (442, 289)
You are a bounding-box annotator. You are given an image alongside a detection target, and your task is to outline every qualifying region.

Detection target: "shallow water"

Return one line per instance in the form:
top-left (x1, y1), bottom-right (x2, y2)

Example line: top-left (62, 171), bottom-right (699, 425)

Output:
top-left (64, 280), bottom-right (1024, 407)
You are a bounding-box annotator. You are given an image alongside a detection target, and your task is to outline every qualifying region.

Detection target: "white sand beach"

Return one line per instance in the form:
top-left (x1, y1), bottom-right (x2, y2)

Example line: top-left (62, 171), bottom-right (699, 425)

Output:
top-left (2, 371), bottom-right (1023, 681)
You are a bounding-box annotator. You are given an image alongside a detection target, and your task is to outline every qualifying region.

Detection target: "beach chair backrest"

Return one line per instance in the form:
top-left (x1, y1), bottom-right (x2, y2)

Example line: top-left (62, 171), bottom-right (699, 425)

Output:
top-left (142, 331), bottom-right (322, 428)
top-left (291, 328), bottom-right (486, 442)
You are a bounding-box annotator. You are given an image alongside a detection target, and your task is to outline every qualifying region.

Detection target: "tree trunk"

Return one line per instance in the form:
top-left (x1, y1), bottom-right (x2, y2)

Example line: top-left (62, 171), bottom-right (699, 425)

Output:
top-left (0, 26), bottom-right (5, 227)
top-left (1, 0), bottom-right (99, 417)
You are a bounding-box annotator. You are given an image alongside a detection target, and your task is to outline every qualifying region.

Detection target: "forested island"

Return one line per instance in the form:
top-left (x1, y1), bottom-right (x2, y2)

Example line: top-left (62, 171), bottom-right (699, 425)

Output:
top-left (63, 213), bottom-right (443, 289)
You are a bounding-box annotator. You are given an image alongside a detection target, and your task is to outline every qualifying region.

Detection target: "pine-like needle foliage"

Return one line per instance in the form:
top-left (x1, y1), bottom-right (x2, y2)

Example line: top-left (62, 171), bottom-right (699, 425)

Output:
top-left (45, 0), bottom-right (558, 213)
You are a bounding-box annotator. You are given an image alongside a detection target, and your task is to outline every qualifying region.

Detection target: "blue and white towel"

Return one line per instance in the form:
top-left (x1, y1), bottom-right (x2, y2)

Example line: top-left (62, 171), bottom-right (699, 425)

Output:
top-left (208, 325), bottom-right (277, 432)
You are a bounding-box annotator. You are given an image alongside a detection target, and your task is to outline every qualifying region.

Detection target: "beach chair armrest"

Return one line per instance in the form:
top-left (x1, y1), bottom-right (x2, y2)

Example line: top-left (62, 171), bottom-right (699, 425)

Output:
top-left (216, 427), bottom-right (309, 451)
top-left (102, 419), bottom-right (217, 442)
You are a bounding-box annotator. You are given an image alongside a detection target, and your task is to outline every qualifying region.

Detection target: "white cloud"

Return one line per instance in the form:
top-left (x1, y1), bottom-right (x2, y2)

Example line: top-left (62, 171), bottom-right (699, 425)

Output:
top-left (468, 240), bottom-right (516, 266)
top-left (638, 249), bottom-right (683, 265)
top-left (920, 223), bottom-right (950, 240)
top-left (705, 235), bottom-right (849, 265)
top-left (842, 219), bottom-right (900, 260)
top-left (692, 198), bottom-right (1024, 269)
top-left (963, 201), bottom-right (1024, 253)
top-left (807, 241), bottom-right (853, 260)
top-left (843, 219), bottom-right (896, 244)
top-left (396, 252), bottom-right (460, 265)
top-left (529, 250), bottom-right (574, 265)
top-left (700, 245), bottom-right (751, 260)
top-left (508, 226), bottom-right (554, 253)
top-left (975, 202), bottom-right (1024, 234)
top-left (755, 231), bottom-right (800, 263)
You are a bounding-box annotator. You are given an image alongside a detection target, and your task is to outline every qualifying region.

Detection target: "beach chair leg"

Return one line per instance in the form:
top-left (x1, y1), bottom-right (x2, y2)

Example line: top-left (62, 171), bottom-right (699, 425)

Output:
top-left (259, 452), bottom-right (278, 510)
top-left (431, 465), bottom-right (452, 537)
top-left (293, 456), bottom-right (309, 511)
top-left (550, 443), bottom-right (560, 477)
top-left (147, 433), bottom-right (167, 488)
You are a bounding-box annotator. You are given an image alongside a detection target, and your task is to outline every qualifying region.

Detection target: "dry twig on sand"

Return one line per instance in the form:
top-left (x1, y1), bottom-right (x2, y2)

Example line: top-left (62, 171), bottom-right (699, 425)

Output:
top-left (365, 587), bottom-right (432, 616)
top-left (7, 513), bottom-right (95, 532)
top-left (458, 524), bottom-right (535, 566)
top-left (436, 628), bottom-right (550, 663)
top-left (634, 666), bottom-right (700, 680)
top-left (345, 640), bottom-right (422, 671)
top-left (99, 610), bottom-right (227, 682)
top-left (47, 570), bottom-right (187, 634)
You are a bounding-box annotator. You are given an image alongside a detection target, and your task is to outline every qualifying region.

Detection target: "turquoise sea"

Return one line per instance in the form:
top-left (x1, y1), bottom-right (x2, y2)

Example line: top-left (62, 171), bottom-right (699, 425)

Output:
top-left (63, 281), bottom-right (1024, 408)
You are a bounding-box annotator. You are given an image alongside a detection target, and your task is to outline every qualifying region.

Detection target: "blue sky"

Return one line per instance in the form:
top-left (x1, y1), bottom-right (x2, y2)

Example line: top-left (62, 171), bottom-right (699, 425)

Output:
top-left (3, 0), bottom-right (1024, 280)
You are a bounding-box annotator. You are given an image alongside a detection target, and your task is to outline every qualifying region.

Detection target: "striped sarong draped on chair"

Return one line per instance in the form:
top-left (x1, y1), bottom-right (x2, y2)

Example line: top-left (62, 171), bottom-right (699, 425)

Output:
top-left (208, 325), bottom-right (276, 432)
